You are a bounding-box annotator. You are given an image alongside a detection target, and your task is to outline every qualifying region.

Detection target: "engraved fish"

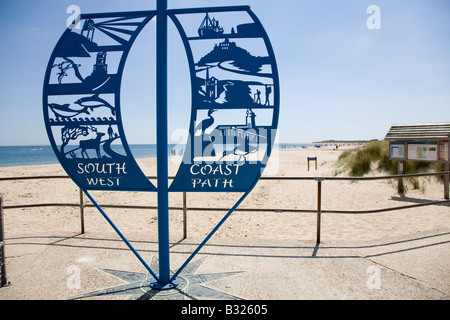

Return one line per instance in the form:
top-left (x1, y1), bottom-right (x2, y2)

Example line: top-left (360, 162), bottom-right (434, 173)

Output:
top-left (48, 103), bottom-right (90, 118)
top-left (75, 94), bottom-right (116, 116)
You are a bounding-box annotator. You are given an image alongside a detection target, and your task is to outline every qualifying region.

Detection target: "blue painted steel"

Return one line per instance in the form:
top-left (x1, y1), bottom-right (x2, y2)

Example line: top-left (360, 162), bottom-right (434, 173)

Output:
top-left (168, 6), bottom-right (280, 193)
top-left (43, 11), bottom-right (157, 192)
top-left (43, 4), bottom-right (279, 290)
top-left (165, 6), bottom-right (279, 276)
top-left (83, 190), bottom-right (159, 282)
top-left (169, 190), bottom-right (251, 283)
top-left (42, 9), bottom-right (161, 286)
top-left (155, 0), bottom-right (173, 288)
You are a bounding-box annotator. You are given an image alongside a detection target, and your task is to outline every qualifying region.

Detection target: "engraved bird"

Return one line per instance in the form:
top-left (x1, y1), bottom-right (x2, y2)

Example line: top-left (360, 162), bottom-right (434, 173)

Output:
top-left (195, 109), bottom-right (217, 135)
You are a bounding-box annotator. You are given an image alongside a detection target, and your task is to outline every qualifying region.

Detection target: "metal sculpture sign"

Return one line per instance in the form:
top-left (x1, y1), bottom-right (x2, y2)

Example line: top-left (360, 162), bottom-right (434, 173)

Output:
top-left (169, 7), bottom-right (279, 192)
top-left (43, 12), bottom-right (157, 192)
top-left (43, 1), bottom-right (279, 291)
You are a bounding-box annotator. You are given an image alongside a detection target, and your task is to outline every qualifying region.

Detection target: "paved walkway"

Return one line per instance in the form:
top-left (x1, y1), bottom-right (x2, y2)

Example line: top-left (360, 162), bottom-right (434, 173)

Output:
top-left (1, 228), bottom-right (449, 300)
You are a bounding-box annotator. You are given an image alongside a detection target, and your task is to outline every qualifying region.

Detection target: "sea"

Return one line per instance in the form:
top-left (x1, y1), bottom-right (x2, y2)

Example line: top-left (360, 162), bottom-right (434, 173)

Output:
top-left (0, 143), bottom-right (315, 167)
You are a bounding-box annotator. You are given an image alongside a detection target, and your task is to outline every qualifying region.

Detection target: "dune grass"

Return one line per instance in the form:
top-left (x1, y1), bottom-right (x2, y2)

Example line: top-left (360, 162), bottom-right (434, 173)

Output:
top-left (337, 140), bottom-right (392, 176)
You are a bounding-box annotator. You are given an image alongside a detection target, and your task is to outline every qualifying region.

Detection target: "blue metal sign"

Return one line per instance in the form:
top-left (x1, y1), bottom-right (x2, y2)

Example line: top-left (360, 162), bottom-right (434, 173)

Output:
top-left (168, 7), bottom-right (280, 192)
top-left (43, 12), bottom-right (157, 192)
top-left (43, 3), bottom-right (279, 291)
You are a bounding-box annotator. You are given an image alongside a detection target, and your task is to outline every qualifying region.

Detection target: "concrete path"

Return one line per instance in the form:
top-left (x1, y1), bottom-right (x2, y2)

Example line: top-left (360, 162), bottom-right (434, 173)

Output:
top-left (1, 228), bottom-right (449, 300)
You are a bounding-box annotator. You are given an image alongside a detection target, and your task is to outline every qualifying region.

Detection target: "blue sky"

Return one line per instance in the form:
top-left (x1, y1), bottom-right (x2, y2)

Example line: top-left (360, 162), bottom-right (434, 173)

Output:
top-left (0, 0), bottom-right (449, 145)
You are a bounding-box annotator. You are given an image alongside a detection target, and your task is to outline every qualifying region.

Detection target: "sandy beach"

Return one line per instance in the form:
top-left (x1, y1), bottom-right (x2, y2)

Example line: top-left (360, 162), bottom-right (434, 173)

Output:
top-left (1, 145), bottom-right (448, 242)
top-left (1, 145), bottom-right (449, 300)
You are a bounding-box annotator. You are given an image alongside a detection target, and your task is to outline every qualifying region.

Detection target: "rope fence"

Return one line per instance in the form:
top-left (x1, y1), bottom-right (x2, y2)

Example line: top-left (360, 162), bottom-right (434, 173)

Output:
top-left (1, 171), bottom-right (449, 244)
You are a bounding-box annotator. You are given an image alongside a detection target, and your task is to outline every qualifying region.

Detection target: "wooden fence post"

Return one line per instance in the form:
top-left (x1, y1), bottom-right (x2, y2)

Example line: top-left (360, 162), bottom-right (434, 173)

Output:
top-left (444, 163), bottom-right (449, 199)
top-left (316, 178), bottom-right (323, 244)
top-left (398, 161), bottom-right (405, 194)
top-left (79, 188), bottom-right (85, 234)
top-left (1, 195), bottom-right (10, 287)
top-left (183, 192), bottom-right (187, 239)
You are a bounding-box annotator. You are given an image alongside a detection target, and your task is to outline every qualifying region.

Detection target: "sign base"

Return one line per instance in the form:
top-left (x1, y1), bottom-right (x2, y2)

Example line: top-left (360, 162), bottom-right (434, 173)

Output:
top-left (150, 278), bottom-right (180, 291)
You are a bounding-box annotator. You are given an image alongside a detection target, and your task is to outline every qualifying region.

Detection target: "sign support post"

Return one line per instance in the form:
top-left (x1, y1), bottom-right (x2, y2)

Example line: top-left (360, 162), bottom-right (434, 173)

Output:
top-left (153, 0), bottom-right (177, 290)
top-left (43, 3), bottom-right (279, 293)
top-left (398, 160), bottom-right (404, 193)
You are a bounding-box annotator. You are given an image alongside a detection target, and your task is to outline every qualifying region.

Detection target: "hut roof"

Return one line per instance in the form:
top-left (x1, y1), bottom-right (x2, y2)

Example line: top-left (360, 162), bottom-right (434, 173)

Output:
top-left (385, 122), bottom-right (450, 142)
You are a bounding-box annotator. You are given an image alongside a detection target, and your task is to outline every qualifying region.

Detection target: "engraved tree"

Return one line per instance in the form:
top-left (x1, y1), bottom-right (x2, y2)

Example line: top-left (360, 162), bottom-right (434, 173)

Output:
top-left (60, 125), bottom-right (92, 156)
